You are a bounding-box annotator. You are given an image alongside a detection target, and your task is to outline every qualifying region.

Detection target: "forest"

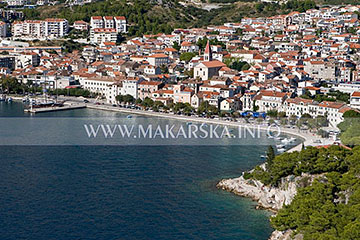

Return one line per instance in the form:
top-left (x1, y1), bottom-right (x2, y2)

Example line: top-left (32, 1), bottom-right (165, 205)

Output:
top-left (246, 145), bottom-right (360, 239)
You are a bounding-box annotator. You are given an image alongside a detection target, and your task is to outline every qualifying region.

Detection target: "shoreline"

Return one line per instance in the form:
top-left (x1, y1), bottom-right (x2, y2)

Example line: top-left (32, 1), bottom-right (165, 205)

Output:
top-left (86, 103), bottom-right (334, 152)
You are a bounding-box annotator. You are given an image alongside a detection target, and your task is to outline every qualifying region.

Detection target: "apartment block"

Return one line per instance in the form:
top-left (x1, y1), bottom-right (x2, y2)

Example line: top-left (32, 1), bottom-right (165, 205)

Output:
top-left (90, 16), bottom-right (127, 34)
top-left (90, 28), bottom-right (117, 44)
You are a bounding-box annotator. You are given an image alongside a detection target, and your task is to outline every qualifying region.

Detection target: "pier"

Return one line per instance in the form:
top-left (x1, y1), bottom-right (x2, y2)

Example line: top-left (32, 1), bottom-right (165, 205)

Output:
top-left (24, 103), bottom-right (86, 113)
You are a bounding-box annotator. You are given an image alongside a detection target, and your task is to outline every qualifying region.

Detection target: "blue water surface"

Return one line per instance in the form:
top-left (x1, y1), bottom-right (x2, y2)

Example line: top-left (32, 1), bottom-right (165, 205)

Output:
top-left (0, 102), bottom-right (273, 240)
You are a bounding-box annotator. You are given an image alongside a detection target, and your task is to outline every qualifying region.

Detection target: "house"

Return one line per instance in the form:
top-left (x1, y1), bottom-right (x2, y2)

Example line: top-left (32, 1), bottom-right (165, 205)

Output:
top-left (193, 41), bottom-right (226, 80)
top-left (73, 20), bottom-right (88, 31)
top-left (173, 84), bottom-right (194, 104)
top-left (138, 81), bottom-right (164, 100)
top-left (220, 98), bottom-right (241, 112)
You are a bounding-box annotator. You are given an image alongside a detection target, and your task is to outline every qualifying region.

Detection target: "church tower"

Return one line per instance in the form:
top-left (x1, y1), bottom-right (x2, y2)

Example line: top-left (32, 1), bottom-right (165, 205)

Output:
top-left (204, 40), bottom-right (212, 62)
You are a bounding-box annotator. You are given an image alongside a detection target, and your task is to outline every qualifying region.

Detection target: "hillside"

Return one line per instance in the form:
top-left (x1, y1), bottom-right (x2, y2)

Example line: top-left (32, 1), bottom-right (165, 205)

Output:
top-left (21, 0), bottom-right (319, 36)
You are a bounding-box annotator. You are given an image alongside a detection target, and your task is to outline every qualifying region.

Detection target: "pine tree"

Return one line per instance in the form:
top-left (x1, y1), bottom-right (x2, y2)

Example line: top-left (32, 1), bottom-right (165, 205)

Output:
top-left (266, 145), bottom-right (275, 169)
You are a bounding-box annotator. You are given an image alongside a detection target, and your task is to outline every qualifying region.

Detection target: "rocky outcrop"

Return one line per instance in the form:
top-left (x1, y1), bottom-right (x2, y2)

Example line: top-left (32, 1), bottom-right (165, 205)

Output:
top-left (217, 175), bottom-right (298, 211)
top-left (269, 230), bottom-right (303, 240)
top-left (217, 173), bottom-right (316, 240)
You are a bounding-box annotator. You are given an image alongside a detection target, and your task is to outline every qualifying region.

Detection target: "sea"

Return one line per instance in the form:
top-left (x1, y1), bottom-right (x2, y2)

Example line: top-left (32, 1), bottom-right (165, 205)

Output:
top-left (0, 101), bottom-right (279, 240)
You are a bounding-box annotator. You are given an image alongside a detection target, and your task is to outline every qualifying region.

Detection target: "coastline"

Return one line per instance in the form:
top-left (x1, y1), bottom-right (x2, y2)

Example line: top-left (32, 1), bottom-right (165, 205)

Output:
top-left (85, 103), bottom-right (334, 151)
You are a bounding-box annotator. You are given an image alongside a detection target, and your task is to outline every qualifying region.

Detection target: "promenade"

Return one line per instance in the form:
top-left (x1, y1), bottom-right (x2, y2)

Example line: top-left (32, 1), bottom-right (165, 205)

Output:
top-left (86, 103), bottom-right (335, 152)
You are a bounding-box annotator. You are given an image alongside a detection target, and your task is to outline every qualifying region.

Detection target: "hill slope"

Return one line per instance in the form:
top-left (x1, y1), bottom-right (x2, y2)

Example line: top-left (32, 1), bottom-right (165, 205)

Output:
top-left (21, 0), bottom-right (353, 36)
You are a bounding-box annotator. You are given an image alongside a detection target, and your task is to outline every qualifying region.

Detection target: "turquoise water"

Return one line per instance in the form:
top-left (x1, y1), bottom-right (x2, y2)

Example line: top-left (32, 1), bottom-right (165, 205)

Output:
top-left (0, 102), bottom-right (274, 240)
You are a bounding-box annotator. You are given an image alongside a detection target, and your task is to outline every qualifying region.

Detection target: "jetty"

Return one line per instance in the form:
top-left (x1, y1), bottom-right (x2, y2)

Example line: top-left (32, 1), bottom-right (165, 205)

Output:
top-left (24, 103), bottom-right (86, 113)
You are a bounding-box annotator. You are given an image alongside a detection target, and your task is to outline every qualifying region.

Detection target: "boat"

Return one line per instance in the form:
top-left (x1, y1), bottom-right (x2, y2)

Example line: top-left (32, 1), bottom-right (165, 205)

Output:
top-left (277, 148), bottom-right (286, 153)
top-left (276, 144), bottom-right (285, 149)
top-left (281, 138), bottom-right (291, 144)
top-left (126, 115), bottom-right (133, 119)
top-left (289, 137), bottom-right (296, 142)
top-left (6, 97), bottom-right (13, 102)
top-left (0, 95), bottom-right (6, 101)
top-left (260, 155), bottom-right (266, 159)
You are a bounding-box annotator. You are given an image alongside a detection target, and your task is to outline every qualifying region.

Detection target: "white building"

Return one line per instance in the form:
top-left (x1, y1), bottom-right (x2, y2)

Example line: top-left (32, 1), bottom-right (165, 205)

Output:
top-left (350, 92), bottom-right (360, 110)
top-left (6, 0), bottom-right (27, 6)
top-left (146, 54), bottom-right (169, 67)
top-left (254, 90), bottom-right (287, 113)
top-left (90, 16), bottom-right (126, 33)
top-left (90, 28), bottom-right (117, 45)
top-left (44, 18), bottom-right (69, 38)
top-left (90, 16), bottom-right (104, 29)
top-left (103, 16), bottom-right (115, 29)
top-left (114, 16), bottom-right (127, 33)
top-left (12, 19), bottom-right (68, 39)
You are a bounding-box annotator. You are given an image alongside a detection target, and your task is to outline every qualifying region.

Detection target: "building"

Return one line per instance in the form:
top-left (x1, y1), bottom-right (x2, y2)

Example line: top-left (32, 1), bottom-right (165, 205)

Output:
top-left (90, 16), bottom-right (104, 29)
top-left (0, 56), bottom-right (15, 70)
top-left (114, 16), bottom-right (127, 33)
top-left (146, 54), bottom-right (169, 67)
top-left (350, 92), bottom-right (360, 110)
top-left (254, 90), bottom-right (288, 113)
top-left (0, 22), bottom-right (7, 38)
top-left (138, 81), bottom-right (164, 100)
top-left (12, 19), bottom-right (68, 38)
top-left (90, 16), bottom-right (126, 33)
top-left (90, 28), bottom-right (117, 45)
top-left (194, 41), bottom-right (226, 80)
top-left (103, 16), bottom-right (115, 29)
top-left (73, 21), bottom-right (88, 31)
top-left (44, 18), bottom-right (69, 38)
top-left (6, 0), bottom-right (27, 6)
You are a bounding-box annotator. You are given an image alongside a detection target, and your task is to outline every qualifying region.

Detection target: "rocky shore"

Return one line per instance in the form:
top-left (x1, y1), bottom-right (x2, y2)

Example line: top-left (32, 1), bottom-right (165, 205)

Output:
top-left (217, 175), bottom-right (298, 211)
top-left (217, 173), bottom-right (313, 240)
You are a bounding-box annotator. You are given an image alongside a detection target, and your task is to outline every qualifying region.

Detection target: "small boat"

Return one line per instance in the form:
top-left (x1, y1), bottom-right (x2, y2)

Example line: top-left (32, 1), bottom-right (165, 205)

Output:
top-left (277, 148), bottom-right (286, 153)
top-left (276, 144), bottom-right (285, 149)
top-left (281, 138), bottom-right (291, 144)
top-left (289, 137), bottom-right (296, 142)
top-left (0, 95), bottom-right (6, 101)
top-left (260, 155), bottom-right (266, 159)
top-left (6, 97), bottom-right (13, 102)
top-left (126, 115), bottom-right (133, 119)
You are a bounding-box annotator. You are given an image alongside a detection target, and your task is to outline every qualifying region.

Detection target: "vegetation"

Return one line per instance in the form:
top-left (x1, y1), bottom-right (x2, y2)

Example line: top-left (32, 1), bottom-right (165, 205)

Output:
top-left (224, 57), bottom-right (250, 71)
top-left (180, 52), bottom-right (196, 63)
top-left (21, 0), bottom-right (320, 37)
top-left (196, 37), bottom-right (225, 50)
top-left (197, 101), bottom-right (219, 117)
top-left (339, 112), bottom-right (360, 147)
top-left (314, 91), bottom-right (350, 104)
top-left (301, 90), bottom-right (350, 103)
top-left (262, 146), bottom-right (360, 240)
top-left (0, 77), bottom-right (43, 94)
top-left (115, 94), bottom-right (135, 104)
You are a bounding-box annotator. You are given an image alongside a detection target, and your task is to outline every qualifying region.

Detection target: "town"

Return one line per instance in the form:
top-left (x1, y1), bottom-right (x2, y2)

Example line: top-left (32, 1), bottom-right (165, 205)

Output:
top-left (1, 4), bottom-right (360, 138)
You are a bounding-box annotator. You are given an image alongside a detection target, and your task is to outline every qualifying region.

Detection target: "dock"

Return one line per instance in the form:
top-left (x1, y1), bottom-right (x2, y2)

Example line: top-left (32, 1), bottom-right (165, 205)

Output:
top-left (24, 104), bottom-right (86, 113)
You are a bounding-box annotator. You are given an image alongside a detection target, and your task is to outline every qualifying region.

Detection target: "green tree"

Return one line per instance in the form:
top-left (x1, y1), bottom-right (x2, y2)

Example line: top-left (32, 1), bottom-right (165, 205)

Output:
top-left (266, 145), bottom-right (275, 169)
top-left (180, 52), bottom-right (196, 62)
